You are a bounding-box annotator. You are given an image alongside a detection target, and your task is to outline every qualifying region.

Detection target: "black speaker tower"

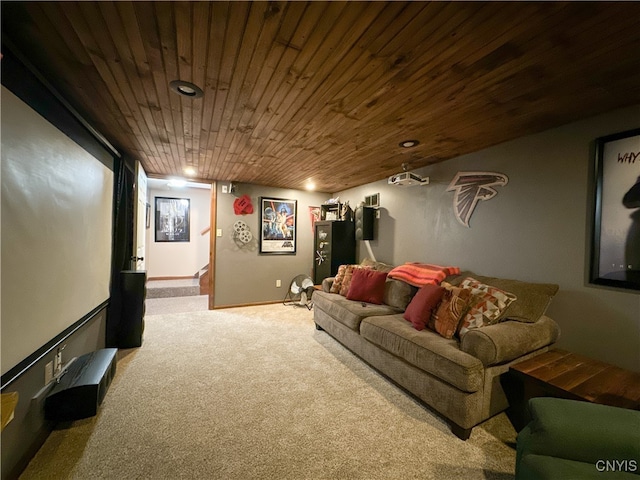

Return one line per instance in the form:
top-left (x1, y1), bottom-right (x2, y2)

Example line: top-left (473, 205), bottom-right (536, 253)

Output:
top-left (355, 206), bottom-right (374, 241)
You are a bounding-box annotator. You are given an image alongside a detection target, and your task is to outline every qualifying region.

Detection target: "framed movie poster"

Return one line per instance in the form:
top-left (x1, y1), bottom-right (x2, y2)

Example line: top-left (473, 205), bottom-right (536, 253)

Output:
top-left (309, 206), bottom-right (321, 232)
top-left (259, 197), bottom-right (297, 254)
top-left (155, 197), bottom-right (190, 242)
top-left (590, 128), bottom-right (640, 291)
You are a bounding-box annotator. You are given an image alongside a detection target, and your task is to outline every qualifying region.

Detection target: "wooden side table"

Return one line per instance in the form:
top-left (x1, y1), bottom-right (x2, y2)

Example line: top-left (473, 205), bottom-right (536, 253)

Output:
top-left (504, 349), bottom-right (640, 431)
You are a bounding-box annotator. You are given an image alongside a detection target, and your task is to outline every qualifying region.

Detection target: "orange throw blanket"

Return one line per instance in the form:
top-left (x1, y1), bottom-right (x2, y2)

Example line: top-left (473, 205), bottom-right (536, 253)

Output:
top-left (388, 263), bottom-right (460, 287)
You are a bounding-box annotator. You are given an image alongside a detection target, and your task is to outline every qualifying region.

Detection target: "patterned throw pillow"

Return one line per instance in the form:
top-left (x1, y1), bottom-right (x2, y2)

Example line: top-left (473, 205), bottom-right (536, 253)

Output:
top-left (429, 282), bottom-right (473, 339)
top-left (458, 277), bottom-right (517, 336)
top-left (330, 265), bottom-right (350, 294)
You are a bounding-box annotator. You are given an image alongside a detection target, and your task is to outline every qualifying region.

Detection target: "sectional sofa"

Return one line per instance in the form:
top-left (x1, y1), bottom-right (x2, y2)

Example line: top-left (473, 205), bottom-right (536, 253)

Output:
top-left (312, 260), bottom-right (560, 439)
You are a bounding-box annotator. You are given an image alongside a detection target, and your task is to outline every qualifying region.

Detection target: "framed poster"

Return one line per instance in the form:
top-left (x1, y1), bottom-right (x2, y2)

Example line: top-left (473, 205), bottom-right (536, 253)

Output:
top-left (259, 197), bottom-right (297, 254)
top-left (309, 206), bottom-right (321, 232)
top-left (590, 128), bottom-right (640, 291)
top-left (155, 197), bottom-right (190, 242)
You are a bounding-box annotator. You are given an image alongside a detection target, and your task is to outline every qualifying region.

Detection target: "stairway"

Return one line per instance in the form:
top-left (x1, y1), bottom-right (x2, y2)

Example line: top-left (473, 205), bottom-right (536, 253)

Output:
top-left (146, 278), bottom-right (201, 299)
top-left (198, 265), bottom-right (209, 296)
top-left (146, 265), bottom-right (209, 299)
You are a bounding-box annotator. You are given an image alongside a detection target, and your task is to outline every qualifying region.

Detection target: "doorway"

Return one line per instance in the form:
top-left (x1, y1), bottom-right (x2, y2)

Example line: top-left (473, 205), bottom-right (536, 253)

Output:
top-left (141, 177), bottom-right (214, 303)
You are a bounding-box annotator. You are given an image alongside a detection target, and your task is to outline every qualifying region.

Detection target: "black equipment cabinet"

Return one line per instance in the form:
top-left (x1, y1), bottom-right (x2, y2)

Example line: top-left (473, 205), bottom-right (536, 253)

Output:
top-left (313, 220), bottom-right (355, 285)
top-left (119, 270), bottom-right (146, 348)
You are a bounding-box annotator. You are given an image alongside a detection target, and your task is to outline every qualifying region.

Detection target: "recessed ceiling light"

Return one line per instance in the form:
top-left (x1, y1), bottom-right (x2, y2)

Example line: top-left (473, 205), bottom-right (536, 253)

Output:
top-left (183, 166), bottom-right (196, 176)
top-left (305, 180), bottom-right (316, 191)
top-left (399, 139), bottom-right (420, 148)
top-left (167, 178), bottom-right (187, 188)
top-left (169, 80), bottom-right (204, 98)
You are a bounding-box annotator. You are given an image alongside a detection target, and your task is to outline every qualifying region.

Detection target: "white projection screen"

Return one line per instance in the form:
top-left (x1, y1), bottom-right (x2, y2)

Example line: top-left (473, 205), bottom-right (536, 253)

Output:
top-left (1, 86), bottom-right (113, 376)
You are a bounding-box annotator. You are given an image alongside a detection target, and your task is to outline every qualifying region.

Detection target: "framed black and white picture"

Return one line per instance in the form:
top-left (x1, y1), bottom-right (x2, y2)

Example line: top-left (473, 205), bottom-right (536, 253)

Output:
top-left (259, 197), bottom-right (297, 254)
top-left (590, 128), bottom-right (640, 291)
top-left (155, 197), bottom-right (190, 242)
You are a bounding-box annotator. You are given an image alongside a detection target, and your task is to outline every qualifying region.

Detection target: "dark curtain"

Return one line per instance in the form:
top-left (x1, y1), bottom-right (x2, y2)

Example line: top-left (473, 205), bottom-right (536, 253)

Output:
top-left (107, 157), bottom-right (135, 347)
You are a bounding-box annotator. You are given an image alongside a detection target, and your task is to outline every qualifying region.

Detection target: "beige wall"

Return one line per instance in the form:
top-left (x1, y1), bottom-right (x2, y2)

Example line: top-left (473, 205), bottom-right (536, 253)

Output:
top-left (146, 186), bottom-right (212, 278)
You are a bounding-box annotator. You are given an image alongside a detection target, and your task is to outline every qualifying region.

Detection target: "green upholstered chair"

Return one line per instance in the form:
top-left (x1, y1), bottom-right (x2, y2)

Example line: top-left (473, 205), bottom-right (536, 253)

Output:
top-left (515, 397), bottom-right (640, 479)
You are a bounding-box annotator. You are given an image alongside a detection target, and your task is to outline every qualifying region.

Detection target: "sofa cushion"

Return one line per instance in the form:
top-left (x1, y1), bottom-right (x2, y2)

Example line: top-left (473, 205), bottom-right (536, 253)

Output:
top-left (346, 269), bottom-right (388, 304)
top-left (448, 272), bottom-right (558, 323)
top-left (460, 315), bottom-right (559, 366)
top-left (361, 258), bottom-right (394, 273)
top-left (321, 276), bottom-right (334, 293)
top-left (383, 279), bottom-right (417, 310)
top-left (312, 291), bottom-right (402, 331)
top-left (360, 314), bottom-right (484, 392)
top-left (403, 284), bottom-right (445, 331)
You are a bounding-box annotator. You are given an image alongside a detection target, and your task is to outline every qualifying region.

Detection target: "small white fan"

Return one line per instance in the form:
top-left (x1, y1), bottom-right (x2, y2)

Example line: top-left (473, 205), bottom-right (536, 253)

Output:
top-left (283, 274), bottom-right (315, 310)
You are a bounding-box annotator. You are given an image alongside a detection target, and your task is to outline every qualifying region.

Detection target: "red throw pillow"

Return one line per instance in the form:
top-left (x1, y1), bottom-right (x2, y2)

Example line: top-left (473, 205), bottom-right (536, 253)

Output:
top-left (403, 284), bottom-right (446, 331)
top-left (346, 268), bottom-right (388, 304)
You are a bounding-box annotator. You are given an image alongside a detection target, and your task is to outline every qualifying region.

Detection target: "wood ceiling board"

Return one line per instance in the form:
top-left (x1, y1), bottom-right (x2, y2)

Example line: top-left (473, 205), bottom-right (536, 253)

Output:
top-left (2, 1), bottom-right (639, 193)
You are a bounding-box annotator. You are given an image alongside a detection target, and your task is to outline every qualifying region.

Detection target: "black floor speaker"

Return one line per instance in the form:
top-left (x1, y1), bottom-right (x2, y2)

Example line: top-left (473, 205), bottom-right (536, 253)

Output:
top-left (119, 270), bottom-right (146, 348)
top-left (355, 206), bottom-right (374, 240)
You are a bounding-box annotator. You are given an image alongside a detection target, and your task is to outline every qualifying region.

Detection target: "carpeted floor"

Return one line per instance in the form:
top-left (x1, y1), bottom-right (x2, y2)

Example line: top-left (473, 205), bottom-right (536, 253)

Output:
top-left (20, 299), bottom-right (517, 479)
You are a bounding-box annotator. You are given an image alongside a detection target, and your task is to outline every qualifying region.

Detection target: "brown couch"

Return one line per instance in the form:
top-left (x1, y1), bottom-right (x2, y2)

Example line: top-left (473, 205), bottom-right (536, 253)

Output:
top-left (312, 261), bottom-right (560, 440)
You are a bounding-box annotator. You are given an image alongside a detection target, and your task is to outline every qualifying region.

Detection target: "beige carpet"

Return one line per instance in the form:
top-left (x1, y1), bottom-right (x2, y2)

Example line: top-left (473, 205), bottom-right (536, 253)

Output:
top-left (20, 302), bottom-right (517, 480)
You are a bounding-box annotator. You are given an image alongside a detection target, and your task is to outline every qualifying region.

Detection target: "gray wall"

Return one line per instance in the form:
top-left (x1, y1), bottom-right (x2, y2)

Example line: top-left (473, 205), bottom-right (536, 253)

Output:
top-left (1, 311), bottom-right (106, 480)
top-left (336, 105), bottom-right (640, 372)
top-left (214, 183), bottom-right (328, 307)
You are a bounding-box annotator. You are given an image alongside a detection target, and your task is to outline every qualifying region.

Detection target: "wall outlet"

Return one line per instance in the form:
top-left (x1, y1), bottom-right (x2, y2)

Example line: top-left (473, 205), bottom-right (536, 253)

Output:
top-left (216, 228), bottom-right (223, 237)
top-left (45, 361), bottom-right (54, 385)
top-left (276, 279), bottom-right (281, 287)
top-left (222, 185), bottom-right (228, 194)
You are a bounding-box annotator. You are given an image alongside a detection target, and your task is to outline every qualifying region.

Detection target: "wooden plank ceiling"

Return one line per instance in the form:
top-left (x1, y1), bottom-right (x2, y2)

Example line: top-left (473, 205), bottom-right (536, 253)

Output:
top-left (2, 1), bottom-right (640, 193)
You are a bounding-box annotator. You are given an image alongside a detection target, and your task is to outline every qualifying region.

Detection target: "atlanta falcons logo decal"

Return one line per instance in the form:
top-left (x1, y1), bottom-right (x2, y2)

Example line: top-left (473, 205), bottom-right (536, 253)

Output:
top-left (446, 172), bottom-right (509, 227)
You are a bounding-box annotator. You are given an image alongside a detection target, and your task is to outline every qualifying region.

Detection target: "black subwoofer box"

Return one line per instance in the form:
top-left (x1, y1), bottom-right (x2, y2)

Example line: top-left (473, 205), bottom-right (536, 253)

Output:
top-left (44, 348), bottom-right (117, 421)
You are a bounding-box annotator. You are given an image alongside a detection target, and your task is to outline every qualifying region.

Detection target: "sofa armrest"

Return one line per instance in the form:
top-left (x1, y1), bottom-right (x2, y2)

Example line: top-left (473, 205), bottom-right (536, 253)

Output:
top-left (321, 277), bottom-right (335, 293)
top-left (516, 397), bottom-right (640, 468)
top-left (460, 315), bottom-right (560, 366)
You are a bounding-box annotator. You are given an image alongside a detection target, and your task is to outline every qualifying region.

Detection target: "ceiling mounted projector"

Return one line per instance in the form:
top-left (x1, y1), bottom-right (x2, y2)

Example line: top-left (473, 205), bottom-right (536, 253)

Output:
top-left (388, 171), bottom-right (429, 187)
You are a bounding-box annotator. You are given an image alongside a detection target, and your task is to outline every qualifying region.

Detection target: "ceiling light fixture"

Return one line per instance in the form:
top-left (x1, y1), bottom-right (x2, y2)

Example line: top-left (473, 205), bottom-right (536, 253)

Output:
top-left (169, 80), bottom-right (204, 98)
top-left (305, 180), bottom-right (316, 191)
top-left (167, 178), bottom-right (187, 188)
top-left (183, 166), bottom-right (196, 176)
top-left (399, 139), bottom-right (420, 148)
